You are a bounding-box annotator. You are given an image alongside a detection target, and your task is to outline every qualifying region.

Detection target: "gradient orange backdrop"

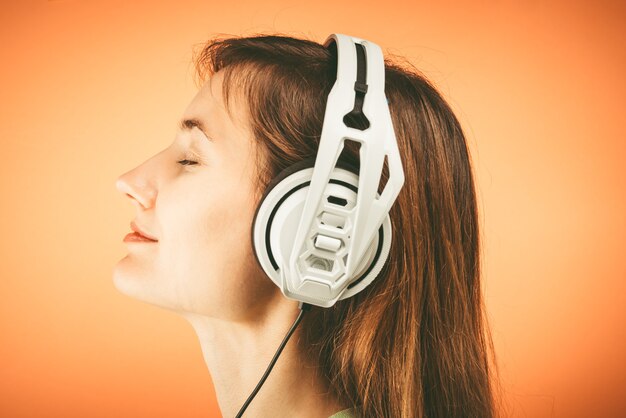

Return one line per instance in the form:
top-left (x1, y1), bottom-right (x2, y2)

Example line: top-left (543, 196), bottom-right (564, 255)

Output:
top-left (1, 0), bottom-right (624, 417)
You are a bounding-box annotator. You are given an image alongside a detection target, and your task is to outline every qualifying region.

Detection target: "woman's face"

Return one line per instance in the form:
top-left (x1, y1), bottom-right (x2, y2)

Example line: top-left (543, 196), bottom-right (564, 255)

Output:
top-left (113, 71), bottom-right (278, 321)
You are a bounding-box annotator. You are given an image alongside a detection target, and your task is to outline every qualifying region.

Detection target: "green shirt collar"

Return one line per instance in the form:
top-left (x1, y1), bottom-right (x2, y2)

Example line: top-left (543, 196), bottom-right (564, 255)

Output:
top-left (328, 407), bottom-right (358, 418)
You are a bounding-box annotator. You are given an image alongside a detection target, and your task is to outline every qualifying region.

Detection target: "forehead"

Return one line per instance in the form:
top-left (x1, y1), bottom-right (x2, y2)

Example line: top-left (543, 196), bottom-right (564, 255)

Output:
top-left (183, 73), bottom-right (222, 126)
top-left (182, 71), bottom-right (250, 141)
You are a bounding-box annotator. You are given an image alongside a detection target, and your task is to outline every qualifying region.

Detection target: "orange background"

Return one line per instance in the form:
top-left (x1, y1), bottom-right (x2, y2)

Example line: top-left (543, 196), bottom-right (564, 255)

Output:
top-left (1, 0), bottom-right (624, 417)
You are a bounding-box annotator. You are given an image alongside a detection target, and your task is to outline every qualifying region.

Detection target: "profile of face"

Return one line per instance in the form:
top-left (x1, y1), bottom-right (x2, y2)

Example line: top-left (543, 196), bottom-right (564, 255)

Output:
top-left (113, 71), bottom-right (278, 322)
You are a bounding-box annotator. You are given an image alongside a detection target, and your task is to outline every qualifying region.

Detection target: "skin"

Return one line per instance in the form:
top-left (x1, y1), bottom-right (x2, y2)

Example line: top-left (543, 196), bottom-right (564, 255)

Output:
top-left (113, 70), bottom-right (347, 418)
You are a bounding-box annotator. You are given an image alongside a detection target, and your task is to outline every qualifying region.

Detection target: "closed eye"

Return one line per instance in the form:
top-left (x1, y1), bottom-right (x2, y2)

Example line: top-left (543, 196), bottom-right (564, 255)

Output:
top-left (177, 159), bottom-right (198, 166)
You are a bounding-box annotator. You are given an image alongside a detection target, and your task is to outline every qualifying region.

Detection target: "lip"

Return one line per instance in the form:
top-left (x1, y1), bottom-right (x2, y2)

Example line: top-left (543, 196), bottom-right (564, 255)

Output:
top-left (123, 232), bottom-right (158, 243)
top-left (128, 221), bottom-right (158, 242)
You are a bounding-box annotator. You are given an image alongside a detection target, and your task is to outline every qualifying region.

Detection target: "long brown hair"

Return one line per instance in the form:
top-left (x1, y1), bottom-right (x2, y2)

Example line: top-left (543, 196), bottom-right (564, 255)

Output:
top-left (191, 33), bottom-right (502, 418)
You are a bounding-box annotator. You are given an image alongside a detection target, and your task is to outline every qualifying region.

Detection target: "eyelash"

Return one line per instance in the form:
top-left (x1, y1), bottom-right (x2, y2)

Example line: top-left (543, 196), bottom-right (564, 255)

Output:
top-left (176, 148), bottom-right (204, 166)
top-left (177, 159), bottom-right (198, 166)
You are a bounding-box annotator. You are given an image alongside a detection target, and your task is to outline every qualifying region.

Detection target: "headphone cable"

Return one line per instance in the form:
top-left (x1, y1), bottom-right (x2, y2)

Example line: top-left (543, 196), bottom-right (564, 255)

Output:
top-left (234, 301), bottom-right (312, 418)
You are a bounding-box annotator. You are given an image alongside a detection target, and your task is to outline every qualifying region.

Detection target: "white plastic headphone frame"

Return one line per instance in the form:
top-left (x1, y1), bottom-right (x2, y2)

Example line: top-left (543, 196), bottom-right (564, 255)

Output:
top-left (252, 33), bottom-right (405, 308)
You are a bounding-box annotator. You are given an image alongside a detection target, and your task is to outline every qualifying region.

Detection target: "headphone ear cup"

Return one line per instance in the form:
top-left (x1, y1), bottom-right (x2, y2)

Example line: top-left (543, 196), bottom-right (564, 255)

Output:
top-left (251, 157), bottom-right (316, 273)
top-left (251, 156), bottom-right (358, 272)
top-left (251, 157), bottom-right (392, 306)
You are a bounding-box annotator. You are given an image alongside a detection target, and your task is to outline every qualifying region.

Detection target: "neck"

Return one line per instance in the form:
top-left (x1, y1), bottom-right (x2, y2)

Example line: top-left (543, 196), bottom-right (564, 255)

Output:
top-left (180, 299), bottom-right (346, 418)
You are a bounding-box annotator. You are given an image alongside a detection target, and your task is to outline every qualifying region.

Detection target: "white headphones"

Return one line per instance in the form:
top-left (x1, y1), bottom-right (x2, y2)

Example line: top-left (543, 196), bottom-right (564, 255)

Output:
top-left (251, 33), bottom-right (405, 308)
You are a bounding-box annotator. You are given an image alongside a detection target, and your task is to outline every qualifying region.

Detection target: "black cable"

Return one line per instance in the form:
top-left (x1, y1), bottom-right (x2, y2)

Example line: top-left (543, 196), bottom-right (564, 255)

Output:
top-left (234, 301), bottom-right (312, 418)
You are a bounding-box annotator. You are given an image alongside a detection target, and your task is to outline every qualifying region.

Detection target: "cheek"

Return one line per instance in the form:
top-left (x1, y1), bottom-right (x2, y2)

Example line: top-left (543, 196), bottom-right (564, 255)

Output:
top-left (158, 179), bottom-right (247, 271)
top-left (154, 174), bottom-right (265, 315)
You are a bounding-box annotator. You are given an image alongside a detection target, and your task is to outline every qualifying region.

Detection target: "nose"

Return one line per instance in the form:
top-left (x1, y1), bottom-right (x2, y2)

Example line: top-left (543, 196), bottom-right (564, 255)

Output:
top-left (116, 170), bottom-right (156, 210)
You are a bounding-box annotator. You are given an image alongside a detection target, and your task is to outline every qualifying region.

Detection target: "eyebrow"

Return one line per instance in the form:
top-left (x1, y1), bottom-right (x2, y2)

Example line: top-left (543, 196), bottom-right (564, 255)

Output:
top-left (178, 117), bottom-right (213, 141)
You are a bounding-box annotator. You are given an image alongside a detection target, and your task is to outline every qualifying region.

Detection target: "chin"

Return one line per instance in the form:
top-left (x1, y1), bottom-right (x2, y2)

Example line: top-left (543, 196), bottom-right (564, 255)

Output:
top-left (112, 258), bottom-right (154, 301)
top-left (112, 267), bottom-right (142, 300)
top-left (112, 261), bottom-right (186, 315)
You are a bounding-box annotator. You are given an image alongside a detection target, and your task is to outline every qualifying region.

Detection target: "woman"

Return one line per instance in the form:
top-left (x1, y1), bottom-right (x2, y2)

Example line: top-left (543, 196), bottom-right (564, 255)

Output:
top-left (114, 33), bottom-right (500, 418)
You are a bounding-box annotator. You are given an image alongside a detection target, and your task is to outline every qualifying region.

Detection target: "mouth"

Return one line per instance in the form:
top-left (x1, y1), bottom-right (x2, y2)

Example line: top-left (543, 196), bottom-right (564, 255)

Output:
top-left (123, 232), bottom-right (158, 243)
top-left (125, 221), bottom-right (159, 243)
